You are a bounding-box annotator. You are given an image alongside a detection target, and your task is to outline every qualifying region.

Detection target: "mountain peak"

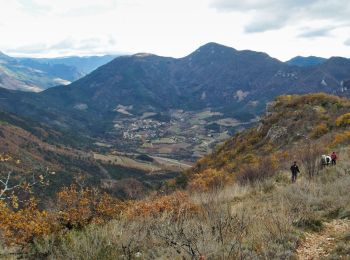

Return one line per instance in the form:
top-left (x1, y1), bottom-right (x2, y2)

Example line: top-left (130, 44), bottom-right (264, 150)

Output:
top-left (186, 42), bottom-right (237, 60)
top-left (133, 53), bottom-right (155, 58)
top-left (196, 42), bottom-right (236, 52)
top-left (286, 56), bottom-right (326, 67)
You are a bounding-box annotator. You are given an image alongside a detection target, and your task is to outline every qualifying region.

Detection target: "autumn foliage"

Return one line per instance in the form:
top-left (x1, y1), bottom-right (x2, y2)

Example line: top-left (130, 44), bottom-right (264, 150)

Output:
top-left (188, 169), bottom-right (232, 192)
top-left (0, 184), bottom-right (125, 246)
top-left (310, 123), bottom-right (329, 139)
top-left (126, 191), bottom-right (199, 219)
top-left (0, 199), bottom-right (54, 246)
top-left (0, 181), bottom-right (201, 247)
top-left (57, 185), bottom-right (125, 229)
top-left (335, 113), bottom-right (350, 127)
top-left (331, 130), bottom-right (350, 147)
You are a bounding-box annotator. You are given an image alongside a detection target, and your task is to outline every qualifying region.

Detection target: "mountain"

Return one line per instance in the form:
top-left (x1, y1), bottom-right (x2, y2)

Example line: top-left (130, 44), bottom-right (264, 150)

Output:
top-left (286, 56), bottom-right (327, 67)
top-left (0, 52), bottom-right (81, 91)
top-left (1, 43), bottom-right (350, 159)
top-left (0, 53), bottom-right (117, 92)
top-left (38, 43), bottom-right (350, 115)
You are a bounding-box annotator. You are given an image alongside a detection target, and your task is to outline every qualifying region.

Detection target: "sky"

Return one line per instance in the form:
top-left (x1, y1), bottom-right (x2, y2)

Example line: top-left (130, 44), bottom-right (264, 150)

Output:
top-left (0, 0), bottom-right (349, 61)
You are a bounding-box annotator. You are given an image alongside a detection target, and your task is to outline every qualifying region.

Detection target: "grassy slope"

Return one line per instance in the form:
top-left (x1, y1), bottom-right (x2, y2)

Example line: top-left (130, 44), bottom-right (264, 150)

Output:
top-left (26, 147), bottom-right (350, 259)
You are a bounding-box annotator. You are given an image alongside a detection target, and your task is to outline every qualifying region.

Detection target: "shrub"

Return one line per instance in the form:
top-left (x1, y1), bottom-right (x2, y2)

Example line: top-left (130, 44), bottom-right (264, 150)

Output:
top-left (236, 157), bottom-right (277, 185)
top-left (331, 131), bottom-right (350, 147)
top-left (126, 191), bottom-right (199, 219)
top-left (298, 141), bottom-right (325, 179)
top-left (293, 218), bottom-right (323, 232)
top-left (175, 173), bottom-right (189, 188)
top-left (335, 113), bottom-right (350, 127)
top-left (135, 154), bottom-right (154, 162)
top-left (310, 123), bottom-right (329, 139)
top-left (0, 199), bottom-right (54, 246)
top-left (57, 185), bottom-right (125, 229)
top-left (188, 169), bottom-right (232, 192)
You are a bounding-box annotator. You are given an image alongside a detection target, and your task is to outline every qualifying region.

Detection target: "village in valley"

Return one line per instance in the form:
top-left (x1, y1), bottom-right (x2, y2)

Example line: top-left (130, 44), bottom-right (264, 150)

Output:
top-left (107, 107), bottom-right (257, 161)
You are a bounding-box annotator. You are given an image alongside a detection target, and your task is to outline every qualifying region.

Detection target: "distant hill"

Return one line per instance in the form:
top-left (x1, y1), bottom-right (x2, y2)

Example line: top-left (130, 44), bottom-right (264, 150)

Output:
top-left (286, 56), bottom-right (327, 67)
top-left (25, 55), bottom-right (117, 75)
top-left (0, 52), bottom-right (116, 91)
top-left (0, 51), bottom-right (80, 91)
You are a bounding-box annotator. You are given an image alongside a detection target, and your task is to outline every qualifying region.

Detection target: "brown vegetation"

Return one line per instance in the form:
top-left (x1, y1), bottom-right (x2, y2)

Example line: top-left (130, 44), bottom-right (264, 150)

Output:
top-left (17, 156), bottom-right (350, 259)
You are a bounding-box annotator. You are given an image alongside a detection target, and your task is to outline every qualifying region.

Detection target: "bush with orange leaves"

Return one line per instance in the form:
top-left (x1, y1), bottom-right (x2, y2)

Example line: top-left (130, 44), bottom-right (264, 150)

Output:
top-left (0, 198), bottom-right (54, 246)
top-left (310, 123), bottom-right (329, 139)
top-left (126, 191), bottom-right (199, 220)
top-left (331, 130), bottom-right (350, 147)
top-left (335, 113), bottom-right (350, 127)
top-left (188, 169), bottom-right (232, 192)
top-left (0, 185), bottom-right (126, 247)
top-left (56, 185), bottom-right (126, 229)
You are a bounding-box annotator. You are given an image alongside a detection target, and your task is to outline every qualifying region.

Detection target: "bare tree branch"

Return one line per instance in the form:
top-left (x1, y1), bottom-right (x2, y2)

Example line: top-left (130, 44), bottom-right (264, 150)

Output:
top-left (0, 169), bottom-right (51, 200)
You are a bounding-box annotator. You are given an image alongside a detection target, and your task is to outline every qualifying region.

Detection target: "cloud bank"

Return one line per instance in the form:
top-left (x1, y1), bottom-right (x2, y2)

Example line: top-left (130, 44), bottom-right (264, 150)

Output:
top-left (0, 0), bottom-right (349, 59)
top-left (211, 0), bottom-right (350, 34)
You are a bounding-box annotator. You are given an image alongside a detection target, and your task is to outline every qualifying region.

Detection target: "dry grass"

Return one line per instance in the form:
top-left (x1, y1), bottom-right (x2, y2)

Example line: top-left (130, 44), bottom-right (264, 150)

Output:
top-left (24, 150), bottom-right (350, 259)
top-left (2, 148), bottom-right (349, 259)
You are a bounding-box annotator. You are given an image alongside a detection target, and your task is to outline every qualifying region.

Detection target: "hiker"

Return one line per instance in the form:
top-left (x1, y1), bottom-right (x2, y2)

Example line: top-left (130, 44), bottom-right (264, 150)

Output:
top-left (331, 151), bottom-right (337, 165)
top-left (290, 161), bottom-right (300, 183)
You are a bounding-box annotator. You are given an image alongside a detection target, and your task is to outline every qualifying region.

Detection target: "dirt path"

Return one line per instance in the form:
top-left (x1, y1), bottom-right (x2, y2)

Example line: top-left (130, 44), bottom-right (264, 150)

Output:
top-left (296, 219), bottom-right (350, 259)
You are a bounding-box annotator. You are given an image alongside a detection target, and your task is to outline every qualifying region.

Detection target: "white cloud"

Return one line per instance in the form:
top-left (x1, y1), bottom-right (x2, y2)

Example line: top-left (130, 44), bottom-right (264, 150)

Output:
top-left (211, 0), bottom-right (350, 33)
top-left (345, 39), bottom-right (350, 46)
top-left (298, 27), bottom-right (334, 38)
top-left (0, 0), bottom-right (349, 60)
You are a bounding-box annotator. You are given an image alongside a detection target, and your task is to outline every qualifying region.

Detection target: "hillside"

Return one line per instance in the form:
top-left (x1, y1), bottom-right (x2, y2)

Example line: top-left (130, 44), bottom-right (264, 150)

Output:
top-left (190, 93), bottom-right (350, 187)
top-left (25, 158), bottom-right (350, 259)
top-left (0, 111), bottom-right (183, 199)
top-left (0, 110), bottom-right (100, 194)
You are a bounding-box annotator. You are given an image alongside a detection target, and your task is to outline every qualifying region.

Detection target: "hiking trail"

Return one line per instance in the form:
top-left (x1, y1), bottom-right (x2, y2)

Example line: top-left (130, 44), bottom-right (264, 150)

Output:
top-left (296, 219), bottom-right (350, 259)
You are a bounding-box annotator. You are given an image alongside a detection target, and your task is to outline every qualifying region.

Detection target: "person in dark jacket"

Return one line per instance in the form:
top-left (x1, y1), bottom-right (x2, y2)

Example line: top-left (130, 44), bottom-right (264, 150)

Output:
top-left (290, 161), bottom-right (300, 183)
